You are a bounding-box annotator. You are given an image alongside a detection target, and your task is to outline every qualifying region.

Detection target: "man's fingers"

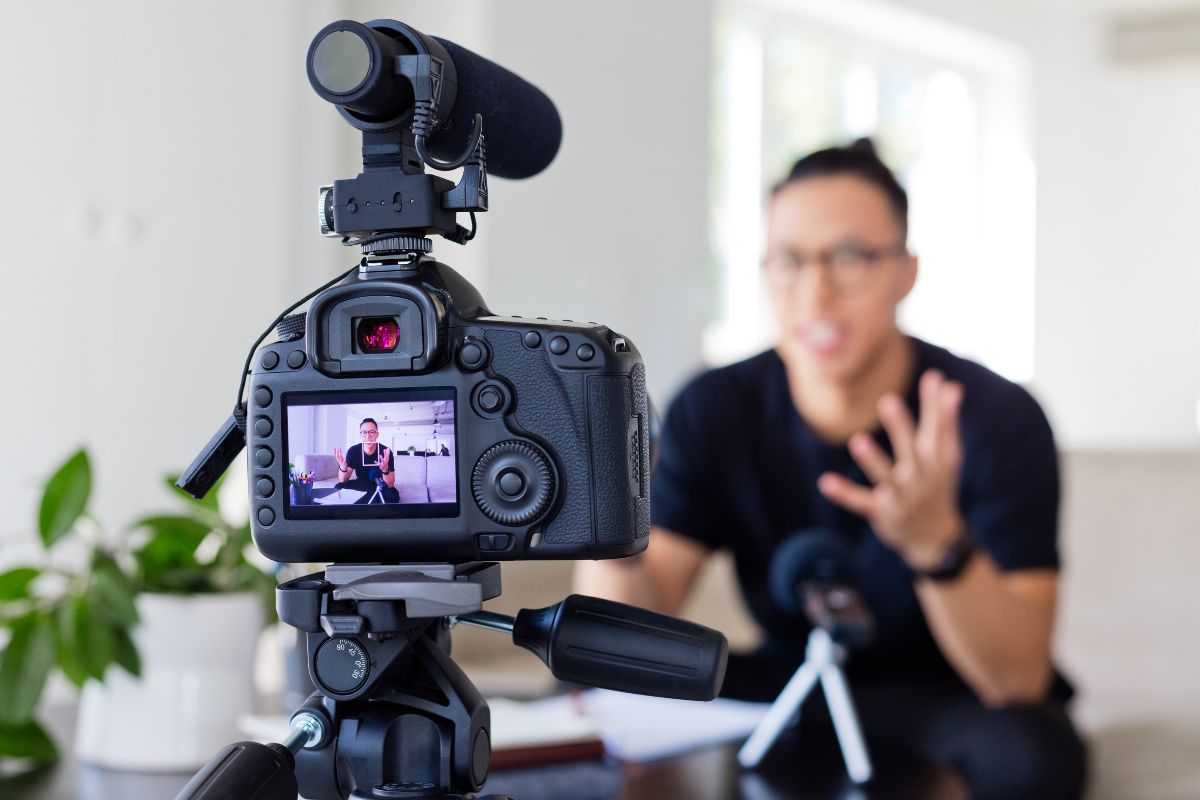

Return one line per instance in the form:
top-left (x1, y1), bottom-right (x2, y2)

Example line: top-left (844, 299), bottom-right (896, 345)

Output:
top-left (916, 370), bottom-right (943, 458)
top-left (939, 380), bottom-right (964, 459)
top-left (849, 433), bottom-right (893, 485)
top-left (818, 472), bottom-right (876, 519)
top-left (878, 393), bottom-right (917, 466)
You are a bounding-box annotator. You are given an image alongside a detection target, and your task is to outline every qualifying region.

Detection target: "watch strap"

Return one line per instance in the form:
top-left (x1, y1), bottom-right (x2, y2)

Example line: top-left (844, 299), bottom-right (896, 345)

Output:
top-left (914, 529), bottom-right (976, 583)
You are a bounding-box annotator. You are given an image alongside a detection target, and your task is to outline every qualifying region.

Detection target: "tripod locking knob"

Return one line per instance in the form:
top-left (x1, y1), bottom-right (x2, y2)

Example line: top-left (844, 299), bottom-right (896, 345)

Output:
top-left (314, 636), bottom-right (370, 694)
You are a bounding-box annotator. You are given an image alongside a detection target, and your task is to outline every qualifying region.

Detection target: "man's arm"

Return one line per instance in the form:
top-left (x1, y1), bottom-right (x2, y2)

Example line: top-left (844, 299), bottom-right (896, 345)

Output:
top-left (819, 370), bottom-right (1058, 706)
top-left (914, 558), bottom-right (1057, 707)
top-left (382, 448), bottom-right (396, 488)
top-left (334, 446), bottom-right (354, 481)
top-left (573, 526), bottom-right (711, 616)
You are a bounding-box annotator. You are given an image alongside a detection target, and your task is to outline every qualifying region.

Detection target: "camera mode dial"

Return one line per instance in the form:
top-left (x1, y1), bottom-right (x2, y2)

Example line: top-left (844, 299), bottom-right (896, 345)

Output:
top-left (472, 441), bottom-right (554, 526)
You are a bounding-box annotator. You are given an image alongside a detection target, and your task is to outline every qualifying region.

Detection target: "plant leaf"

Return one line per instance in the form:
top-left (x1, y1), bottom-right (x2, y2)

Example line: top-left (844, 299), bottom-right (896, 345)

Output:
top-left (0, 614), bottom-right (55, 724)
top-left (111, 627), bottom-right (141, 678)
top-left (143, 566), bottom-right (215, 594)
top-left (53, 601), bottom-right (89, 688)
top-left (90, 555), bottom-right (139, 626)
top-left (69, 596), bottom-right (115, 681)
top-left (131, 514), bottom-right (215, 544)
top-left (0, 567), bottom-right (40, 602)
top-left (37, 449), bottom-right (92, 548)
top-left (0, 718), bottom-right (58, 763)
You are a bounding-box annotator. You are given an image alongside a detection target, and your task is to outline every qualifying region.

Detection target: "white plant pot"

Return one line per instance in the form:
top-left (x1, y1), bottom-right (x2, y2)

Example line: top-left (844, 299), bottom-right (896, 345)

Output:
top-left (75, 591), bottom-right (264, 771)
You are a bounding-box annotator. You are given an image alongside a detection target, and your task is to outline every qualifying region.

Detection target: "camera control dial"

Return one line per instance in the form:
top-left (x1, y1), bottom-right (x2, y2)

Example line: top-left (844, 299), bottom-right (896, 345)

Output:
top-left (472, 441), bottom-right (554, 526)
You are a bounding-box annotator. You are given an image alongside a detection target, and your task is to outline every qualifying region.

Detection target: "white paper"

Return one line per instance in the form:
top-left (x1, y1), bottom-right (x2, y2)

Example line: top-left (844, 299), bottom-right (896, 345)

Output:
top-left (313, 488), bottom-right (367, 505)
top-left (488, 696), bottom-right (599, 749)
top-left (519, 690), bottom-right (770, 763)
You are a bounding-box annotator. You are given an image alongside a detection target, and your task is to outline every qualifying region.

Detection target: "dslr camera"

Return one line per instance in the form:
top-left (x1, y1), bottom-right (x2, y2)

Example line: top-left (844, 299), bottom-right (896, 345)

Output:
top-left (240, 226), bottom-right (649, 565)
top-left (181, 18), bottom-right (649, 566)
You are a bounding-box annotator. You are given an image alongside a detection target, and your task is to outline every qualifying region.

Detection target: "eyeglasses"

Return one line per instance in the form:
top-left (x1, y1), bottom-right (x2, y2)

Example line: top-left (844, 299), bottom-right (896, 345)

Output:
top-left (360, 429), bottom-right (379, 437)
top-left (762, 242), bottom-right (908, 294)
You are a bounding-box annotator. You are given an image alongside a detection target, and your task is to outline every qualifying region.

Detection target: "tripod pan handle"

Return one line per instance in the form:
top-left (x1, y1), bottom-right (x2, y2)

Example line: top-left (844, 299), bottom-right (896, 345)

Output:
top-left (174, 741), bottom-right (298, 800)
top-left (513, 594), bottom-right (728, 701)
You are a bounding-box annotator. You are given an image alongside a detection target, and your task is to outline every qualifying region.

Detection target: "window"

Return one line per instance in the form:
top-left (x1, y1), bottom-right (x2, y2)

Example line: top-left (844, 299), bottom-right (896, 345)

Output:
top-left (708, 0), bottom-right (1035, 382)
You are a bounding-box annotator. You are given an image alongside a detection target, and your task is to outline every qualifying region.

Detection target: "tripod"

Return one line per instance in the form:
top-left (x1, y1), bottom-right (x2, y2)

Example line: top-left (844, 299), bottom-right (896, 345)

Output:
top-left (365, 481), bottom-right (387, 504)
top-left (176, 563), bottom-right (728, 800)
top-left (737, 627), bottom-right (872, 784)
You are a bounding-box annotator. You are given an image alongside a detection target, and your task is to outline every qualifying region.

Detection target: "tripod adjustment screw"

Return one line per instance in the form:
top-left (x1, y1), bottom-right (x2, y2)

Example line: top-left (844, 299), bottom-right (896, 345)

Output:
top-left (286, 710), bottom-right (330, 752)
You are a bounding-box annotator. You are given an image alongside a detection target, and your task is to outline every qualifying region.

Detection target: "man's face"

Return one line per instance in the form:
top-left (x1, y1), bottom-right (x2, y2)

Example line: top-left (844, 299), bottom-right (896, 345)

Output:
top-left (360, 424), bottom-right (379, 443)
top-left (764, 175), bottom-right (916, 382)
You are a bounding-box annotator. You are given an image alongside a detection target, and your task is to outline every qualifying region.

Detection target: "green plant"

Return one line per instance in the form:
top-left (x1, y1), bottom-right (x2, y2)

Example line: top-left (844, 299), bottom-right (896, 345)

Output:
top-left (0, 448), bottom-right (276, 764)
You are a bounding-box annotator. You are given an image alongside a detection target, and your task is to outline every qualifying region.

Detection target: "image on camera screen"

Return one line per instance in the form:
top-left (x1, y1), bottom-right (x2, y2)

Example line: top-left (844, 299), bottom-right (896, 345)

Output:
top-left (282, 388), bottom-right (458, 519)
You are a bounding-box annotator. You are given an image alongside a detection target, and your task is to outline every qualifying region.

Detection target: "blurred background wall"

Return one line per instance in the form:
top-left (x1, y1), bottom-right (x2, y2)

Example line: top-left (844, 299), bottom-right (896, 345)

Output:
top-left (2, 0), bottom-right (1199, 791)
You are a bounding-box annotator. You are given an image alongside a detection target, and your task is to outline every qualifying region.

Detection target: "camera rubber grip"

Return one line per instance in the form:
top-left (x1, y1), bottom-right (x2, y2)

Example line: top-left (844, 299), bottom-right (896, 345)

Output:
top-left (485, 329), bottom-right (649, 550)
top-left (513, 595), bottom-right (728, 701)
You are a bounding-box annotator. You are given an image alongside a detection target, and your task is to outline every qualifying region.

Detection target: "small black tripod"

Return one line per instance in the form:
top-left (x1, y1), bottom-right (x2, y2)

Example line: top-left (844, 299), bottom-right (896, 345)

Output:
top-left (176, 563), bottom-right (728, 800)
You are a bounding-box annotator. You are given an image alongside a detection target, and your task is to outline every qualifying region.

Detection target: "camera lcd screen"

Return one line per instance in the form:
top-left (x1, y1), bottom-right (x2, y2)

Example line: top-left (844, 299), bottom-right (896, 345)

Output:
top-left (282, 388), bottom-right (459, 520)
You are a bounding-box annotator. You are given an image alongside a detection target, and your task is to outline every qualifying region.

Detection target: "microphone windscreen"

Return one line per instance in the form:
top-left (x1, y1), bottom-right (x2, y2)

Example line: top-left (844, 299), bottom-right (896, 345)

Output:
top-left (431, 37), bottom-right (562, 179)
top-left (769, 529), bottom-right (855, 614)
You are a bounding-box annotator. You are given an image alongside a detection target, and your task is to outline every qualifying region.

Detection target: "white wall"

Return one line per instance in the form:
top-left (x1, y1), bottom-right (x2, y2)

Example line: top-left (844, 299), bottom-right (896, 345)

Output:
top-left (1032, 16), bottom-right (1200, 450)
top-left (883, 0), bottom-right (1200, 449)
top-left (477, 0), bottom-right (715, 409)
top-left (0, 1), bottom-right (345, 552)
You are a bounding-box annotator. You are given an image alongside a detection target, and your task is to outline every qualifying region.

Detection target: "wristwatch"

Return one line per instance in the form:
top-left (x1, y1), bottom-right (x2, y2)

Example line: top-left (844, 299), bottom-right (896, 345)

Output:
top-left (913, 529), bottom-right (976, 583)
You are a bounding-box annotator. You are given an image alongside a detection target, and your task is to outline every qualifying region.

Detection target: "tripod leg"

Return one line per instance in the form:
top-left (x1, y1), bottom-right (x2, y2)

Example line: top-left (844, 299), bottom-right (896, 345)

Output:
top-left (819, 665), bottom-right (872, 784)
top-left (737, 656), bottom-right (822, 768)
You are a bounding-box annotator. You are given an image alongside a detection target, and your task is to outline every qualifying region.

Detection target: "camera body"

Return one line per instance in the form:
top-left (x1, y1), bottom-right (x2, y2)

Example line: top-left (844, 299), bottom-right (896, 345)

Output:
top-left (247, 258), bottom-right (650, 564)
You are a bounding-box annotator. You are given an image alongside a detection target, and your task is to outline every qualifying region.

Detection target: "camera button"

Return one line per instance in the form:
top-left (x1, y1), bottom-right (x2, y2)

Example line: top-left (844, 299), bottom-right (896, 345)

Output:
top-left (254, 388), bottom-right (273, 407)
top-left (257, 507), bottom-right (275, 526)
top-left (261, 351), bottom-right (280, 370)
top-left (497, 469), bottom-right (525, 498)
top-left (523, 331), bottom-right (542, 348)
top-left (477, 385), bottom-right (504, 414)
top-left (254, 418), bottom-right (273, 437)
top-left (478, 533), bottom-right (512, 552)
top-left (549, 336), bottom-right (569, 355)
top-left (256, 477), bottom-right (275, 497)
top-left (287, 350), bottom-right (307, 369)
top-left (576, 343), bottom-right (595, 361)
top-left (255, 447), bottom-right (274, 468)
top-left (459, 340), bottom-right (488, 371)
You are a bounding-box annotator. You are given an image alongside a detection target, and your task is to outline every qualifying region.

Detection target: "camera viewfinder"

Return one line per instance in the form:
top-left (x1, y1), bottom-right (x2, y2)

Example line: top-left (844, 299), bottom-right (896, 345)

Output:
top-left (356, 317), bottom-right (400, 353)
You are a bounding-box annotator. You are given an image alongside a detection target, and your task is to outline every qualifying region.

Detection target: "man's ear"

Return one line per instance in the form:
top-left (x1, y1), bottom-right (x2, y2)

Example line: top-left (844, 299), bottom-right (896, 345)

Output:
top-left (896, 253), bottom-right (918, 302)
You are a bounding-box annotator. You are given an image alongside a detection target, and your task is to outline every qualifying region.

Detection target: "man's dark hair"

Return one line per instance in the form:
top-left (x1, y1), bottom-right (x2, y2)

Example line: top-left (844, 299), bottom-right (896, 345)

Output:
top-left (360, 418), bottom-right (378, 429)
top-left (772, 138), bottom-right (908, 235)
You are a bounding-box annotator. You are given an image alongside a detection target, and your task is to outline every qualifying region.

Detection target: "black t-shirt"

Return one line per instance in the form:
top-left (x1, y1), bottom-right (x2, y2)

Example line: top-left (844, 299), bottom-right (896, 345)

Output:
top-left (652, 338), bottom-right (1065, 692)
top-left (345, 443), bottom-right (395, 482)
